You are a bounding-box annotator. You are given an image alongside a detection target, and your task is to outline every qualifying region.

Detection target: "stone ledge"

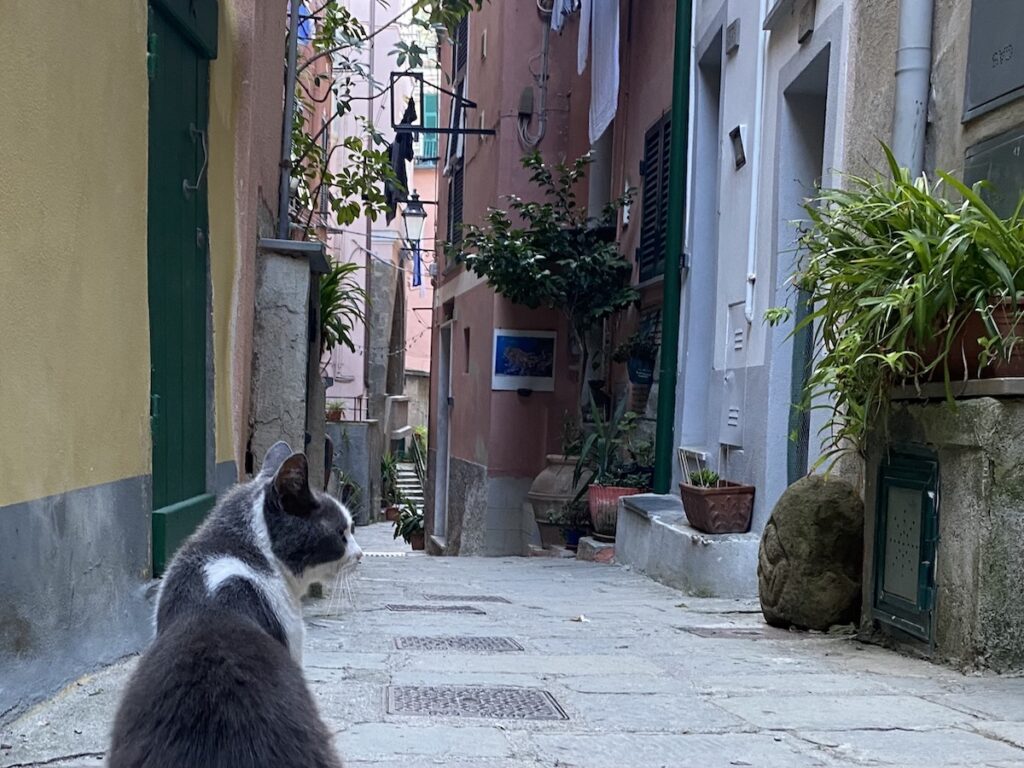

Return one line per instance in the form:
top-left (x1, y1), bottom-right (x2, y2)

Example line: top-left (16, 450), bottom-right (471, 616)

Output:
top-left (616, 494), bottom-right (760, 598)
top-left (577, 537), bottom-right (615, 563)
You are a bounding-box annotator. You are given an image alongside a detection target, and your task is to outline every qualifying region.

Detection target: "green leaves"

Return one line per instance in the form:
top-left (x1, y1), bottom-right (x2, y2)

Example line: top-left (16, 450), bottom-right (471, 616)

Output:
top-left (320, 260), bottom-right (367, 356)
top-left (458, 152), bottom-right (638, 355)
top-left (765, 142), bottom-right (1024, 469)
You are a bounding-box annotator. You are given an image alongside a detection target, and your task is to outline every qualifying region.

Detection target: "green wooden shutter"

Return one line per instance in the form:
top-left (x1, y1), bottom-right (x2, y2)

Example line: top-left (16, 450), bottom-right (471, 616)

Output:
top-left (638, 115), bottom-right (670, 283)
top-left (420, 91), bottom-right (439, 163)
top-left (147, 0), bottom-right (217, 574)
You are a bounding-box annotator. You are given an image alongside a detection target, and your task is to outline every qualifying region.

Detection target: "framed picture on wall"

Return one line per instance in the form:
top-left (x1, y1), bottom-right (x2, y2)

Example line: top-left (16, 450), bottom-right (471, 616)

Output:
top-left (492, 329), bottom-right (556, 392)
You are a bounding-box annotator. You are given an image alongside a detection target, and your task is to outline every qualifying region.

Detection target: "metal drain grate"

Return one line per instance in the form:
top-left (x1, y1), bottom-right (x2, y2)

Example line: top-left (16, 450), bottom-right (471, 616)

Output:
top-left (422, 594), bottom-right (511, 603)
top-left (679, 626), bottom-right (819, 640)
top-left (394, 636), bottom-right (523, 652)
top-left (385, 604), bottom-right (486, 614)
top-left (387, 686), bottom-right (568, 720)
top-left (364, 552), bottom-right (407, 558)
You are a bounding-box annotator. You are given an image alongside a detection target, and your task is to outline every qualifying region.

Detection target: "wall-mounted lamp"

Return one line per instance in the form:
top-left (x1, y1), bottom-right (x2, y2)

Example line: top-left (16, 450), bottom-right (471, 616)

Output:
top-left (402, 190), bottom-right (428, 248)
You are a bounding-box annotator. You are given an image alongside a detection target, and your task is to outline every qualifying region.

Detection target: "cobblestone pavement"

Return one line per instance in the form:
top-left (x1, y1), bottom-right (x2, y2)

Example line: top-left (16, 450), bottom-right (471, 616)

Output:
top-left (5, 523), bottom-right (1024, 767)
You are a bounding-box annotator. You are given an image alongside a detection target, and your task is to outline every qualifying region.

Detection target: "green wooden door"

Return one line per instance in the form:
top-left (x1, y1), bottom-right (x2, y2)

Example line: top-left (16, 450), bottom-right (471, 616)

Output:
top-left (147, 0), bottom-right (218, 574)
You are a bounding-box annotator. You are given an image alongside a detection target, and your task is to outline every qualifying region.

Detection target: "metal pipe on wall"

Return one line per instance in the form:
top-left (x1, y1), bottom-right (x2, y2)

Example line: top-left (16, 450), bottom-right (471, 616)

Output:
top-left (653, 0), bottom-right (694, 493)
top-left (278, 0), bottom-right (302, 239)
top-left (892, 0), bottom-right (934, 178)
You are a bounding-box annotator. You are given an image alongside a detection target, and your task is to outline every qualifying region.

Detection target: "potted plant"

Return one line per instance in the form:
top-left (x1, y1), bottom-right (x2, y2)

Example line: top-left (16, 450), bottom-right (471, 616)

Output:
top-left (573, 395), bottom-right (645, 540)
top-left (677, 466), bottom-right (755, 534)
top-left (766, 144), bottom-right (1024, 467)
top-left (613, 327), bottom-right (659, 386)
top-left (325, 401), bottom-right (344, 423)
top-left (380, 453), bottom-right (401, 521)
top-left (393, 500), bottom-right (425, 550)
top-left (560, 499), bottom-right (592, 550)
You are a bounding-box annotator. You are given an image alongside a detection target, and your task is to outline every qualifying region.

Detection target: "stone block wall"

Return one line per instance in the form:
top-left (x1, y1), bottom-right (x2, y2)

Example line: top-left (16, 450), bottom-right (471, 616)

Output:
top-left (863, 397), bottom-right (1024, 670)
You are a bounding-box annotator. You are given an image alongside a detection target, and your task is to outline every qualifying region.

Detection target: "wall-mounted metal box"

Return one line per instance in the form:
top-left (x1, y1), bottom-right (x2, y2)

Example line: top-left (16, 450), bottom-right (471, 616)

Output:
top-left (964, 126), bottom-right (1024, 217)
top-left (964, 0), bottom-right (1024, 120)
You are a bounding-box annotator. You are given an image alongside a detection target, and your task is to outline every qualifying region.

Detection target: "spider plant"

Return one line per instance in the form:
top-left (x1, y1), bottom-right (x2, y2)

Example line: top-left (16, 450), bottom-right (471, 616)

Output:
top-left (767, 143), bottom-right (1024, 469)
top-left (320, 259), bottom-right (366, 356)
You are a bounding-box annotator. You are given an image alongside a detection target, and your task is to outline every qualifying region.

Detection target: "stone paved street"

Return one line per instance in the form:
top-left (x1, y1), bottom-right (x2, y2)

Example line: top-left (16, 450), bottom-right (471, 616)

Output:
top-left (5, 524), bottom-right (1024, 767)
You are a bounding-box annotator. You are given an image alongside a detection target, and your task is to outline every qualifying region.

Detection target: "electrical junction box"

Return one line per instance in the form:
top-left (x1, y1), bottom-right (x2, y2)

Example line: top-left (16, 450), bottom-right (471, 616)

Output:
top-left (964, 126), bottom-right (1024, 218)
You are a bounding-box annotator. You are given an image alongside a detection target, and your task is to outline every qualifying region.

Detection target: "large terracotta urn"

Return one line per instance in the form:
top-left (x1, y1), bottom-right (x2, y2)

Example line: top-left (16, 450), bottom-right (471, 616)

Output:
top-left (526, 455), bottom-right (585, 548)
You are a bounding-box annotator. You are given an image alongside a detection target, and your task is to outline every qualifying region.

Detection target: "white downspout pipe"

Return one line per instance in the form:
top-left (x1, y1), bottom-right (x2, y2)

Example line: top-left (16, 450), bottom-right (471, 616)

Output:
top-left (892, 0), bottom-right (934, 178)
top-left (743, 0), bottom-right (769, 325)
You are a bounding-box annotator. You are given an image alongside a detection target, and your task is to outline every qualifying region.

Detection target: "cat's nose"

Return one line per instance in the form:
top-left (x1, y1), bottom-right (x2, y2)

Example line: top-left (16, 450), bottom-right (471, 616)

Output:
top-left (351, 541), bottom-right (364, 562)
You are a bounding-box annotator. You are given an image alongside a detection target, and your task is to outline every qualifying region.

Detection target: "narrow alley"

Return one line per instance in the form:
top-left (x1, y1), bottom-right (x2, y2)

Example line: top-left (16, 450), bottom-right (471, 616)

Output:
top-left (4, 524), bottom-right (1024, 768)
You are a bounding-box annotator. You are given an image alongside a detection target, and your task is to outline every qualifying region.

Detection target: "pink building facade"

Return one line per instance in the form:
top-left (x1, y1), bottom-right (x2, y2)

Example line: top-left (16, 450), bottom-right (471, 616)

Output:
top-left (427, 0), bottom-right (677, 555)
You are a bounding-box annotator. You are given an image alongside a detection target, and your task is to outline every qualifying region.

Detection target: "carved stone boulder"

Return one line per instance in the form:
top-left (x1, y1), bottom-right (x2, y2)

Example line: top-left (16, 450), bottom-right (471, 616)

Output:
top-left (758, 474), bottom-right (864, 631)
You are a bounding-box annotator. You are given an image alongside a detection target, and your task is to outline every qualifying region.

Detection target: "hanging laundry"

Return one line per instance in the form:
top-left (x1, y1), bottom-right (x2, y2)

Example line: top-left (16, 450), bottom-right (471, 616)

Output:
top-left (577, 0), bottom-right (592, 74)
top-left (551, 0), bottom-right (580, 33)
top-left (411, 243), bottom-right (423, 288)
top-left (384, 99), bottom-right (417, 224)
top-left (588, 0), bottom-right (619, 144)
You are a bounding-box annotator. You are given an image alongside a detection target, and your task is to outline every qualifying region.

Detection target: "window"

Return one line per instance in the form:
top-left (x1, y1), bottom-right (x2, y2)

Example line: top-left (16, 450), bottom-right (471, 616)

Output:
top-left (417, 91), bottom-right (440, 165)
top-left (444, 15), bottom-right (469, 256)
top-left (637, 113), bottom-right (672, 283)
top-left (447, 165), bottom-right (464, 248)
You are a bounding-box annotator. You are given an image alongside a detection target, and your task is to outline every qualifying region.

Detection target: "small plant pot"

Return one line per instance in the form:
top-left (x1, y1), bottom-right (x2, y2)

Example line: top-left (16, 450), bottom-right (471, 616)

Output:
top-left (409, 531), bottom-right (425, 551)
top-left (384, 505), bottom-right (400, 522)
top-left (627, 357), bottom-right (655, 386)
top-left (562, 527), bottom-right (586, 551)
top-left (326, 412), bottom-right (343, 423)
top-left (588, 485), bottom-right (641, 539)
top-left (678, 481), bottom-right (754, 534)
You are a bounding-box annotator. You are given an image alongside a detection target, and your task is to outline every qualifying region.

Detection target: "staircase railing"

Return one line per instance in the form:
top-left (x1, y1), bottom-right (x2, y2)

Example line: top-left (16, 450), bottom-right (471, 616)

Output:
top-left (410, 431), bottom-right (428, 491)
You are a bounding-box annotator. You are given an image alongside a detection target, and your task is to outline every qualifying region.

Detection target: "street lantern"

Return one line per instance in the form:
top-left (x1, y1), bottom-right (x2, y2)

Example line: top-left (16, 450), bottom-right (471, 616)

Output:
top-left (402, 190), bottom-right (428, 247)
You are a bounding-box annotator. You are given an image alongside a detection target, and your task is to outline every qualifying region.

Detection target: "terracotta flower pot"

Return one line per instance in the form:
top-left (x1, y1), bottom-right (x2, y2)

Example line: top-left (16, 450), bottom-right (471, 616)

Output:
top-left (326, 411), bottom-right (343, 423)
top-left (527, 455), bottom-right (585, 547)
top-left (587, 485), bottom-right (641, 539)
top-left (384, 505), bottom-right (400, 522)
top-left (409, 530), bottom-right (425, 551)
top-left (678, 481), bottom-right (754, 534)
top-left (920, 300), bottom-right (1024, 381)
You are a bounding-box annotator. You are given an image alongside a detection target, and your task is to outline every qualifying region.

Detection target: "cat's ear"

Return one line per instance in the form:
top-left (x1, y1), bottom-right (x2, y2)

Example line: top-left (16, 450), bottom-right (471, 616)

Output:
top-left (273, 453), bottom-right (314, 516)
top-left (259, 441), bottom-right (293, 478)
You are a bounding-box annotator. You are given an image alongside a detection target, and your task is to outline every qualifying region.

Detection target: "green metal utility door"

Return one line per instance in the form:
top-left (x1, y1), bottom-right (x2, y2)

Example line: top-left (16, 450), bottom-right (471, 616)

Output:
top-left (147, 0), bottom-right (218, 574)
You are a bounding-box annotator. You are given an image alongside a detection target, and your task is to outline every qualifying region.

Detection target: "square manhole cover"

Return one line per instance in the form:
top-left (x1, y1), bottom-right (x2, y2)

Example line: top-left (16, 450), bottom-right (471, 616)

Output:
top-left (394, 636), bottom-right (523, 652)
top-left (385, 604), bottom-right (486, 615)
top-left (387, 686), bottom-right (568, 720)
top-left (422, 594), bottom-right (511, 603)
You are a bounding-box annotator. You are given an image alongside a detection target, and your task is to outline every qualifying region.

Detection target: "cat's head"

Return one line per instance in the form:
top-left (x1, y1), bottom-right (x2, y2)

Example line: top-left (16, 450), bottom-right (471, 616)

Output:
top-left (257, 441), bottom-right (362, 589)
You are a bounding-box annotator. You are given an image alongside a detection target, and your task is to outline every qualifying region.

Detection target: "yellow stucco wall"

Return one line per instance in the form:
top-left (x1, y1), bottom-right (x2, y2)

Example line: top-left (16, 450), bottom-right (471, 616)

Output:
top-left (209, 0), bottom-right (239, 467)
top-left (0, 3), bottom-right (151, 507)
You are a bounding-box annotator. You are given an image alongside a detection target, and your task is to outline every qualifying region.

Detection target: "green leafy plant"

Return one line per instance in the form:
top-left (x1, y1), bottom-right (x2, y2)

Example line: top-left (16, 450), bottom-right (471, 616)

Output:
top-left (380, 452), bottom-right (401, 507)
top-left (612, 326), bottom-right (659, 364)
top-left (289, 0), bottom-right (486, 235)
top-left (767, 143), bottom-right (1024, 468)
top-left (320, 259), bottom-right (366, 357)
top-left (572, 394), bottom-right (639, 491)
top-left (687, 468), bottom-right (720, 488)
top-left (326, 401), bottom-right (344, 419)
top-left (560, 411), bottom-right (584, 457)
top-left (393, 499), bottom-right (424, 543)
top-left (457, 153), bottom-right (638, 406)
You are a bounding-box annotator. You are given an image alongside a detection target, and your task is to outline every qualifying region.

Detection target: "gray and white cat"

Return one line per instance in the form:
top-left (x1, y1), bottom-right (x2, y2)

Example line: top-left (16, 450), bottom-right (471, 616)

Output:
top-left (108, 441), bottom-right (361, 768)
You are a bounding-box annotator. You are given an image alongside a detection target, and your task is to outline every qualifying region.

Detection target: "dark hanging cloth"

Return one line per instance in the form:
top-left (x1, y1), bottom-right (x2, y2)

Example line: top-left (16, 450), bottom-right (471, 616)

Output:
top-left (385, 99), bottom-right (418, 224)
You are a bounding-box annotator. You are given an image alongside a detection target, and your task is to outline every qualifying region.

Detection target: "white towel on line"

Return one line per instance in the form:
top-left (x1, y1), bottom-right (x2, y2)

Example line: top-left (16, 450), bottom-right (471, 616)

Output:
top-left (588, 0), bottom-right (619, 144)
